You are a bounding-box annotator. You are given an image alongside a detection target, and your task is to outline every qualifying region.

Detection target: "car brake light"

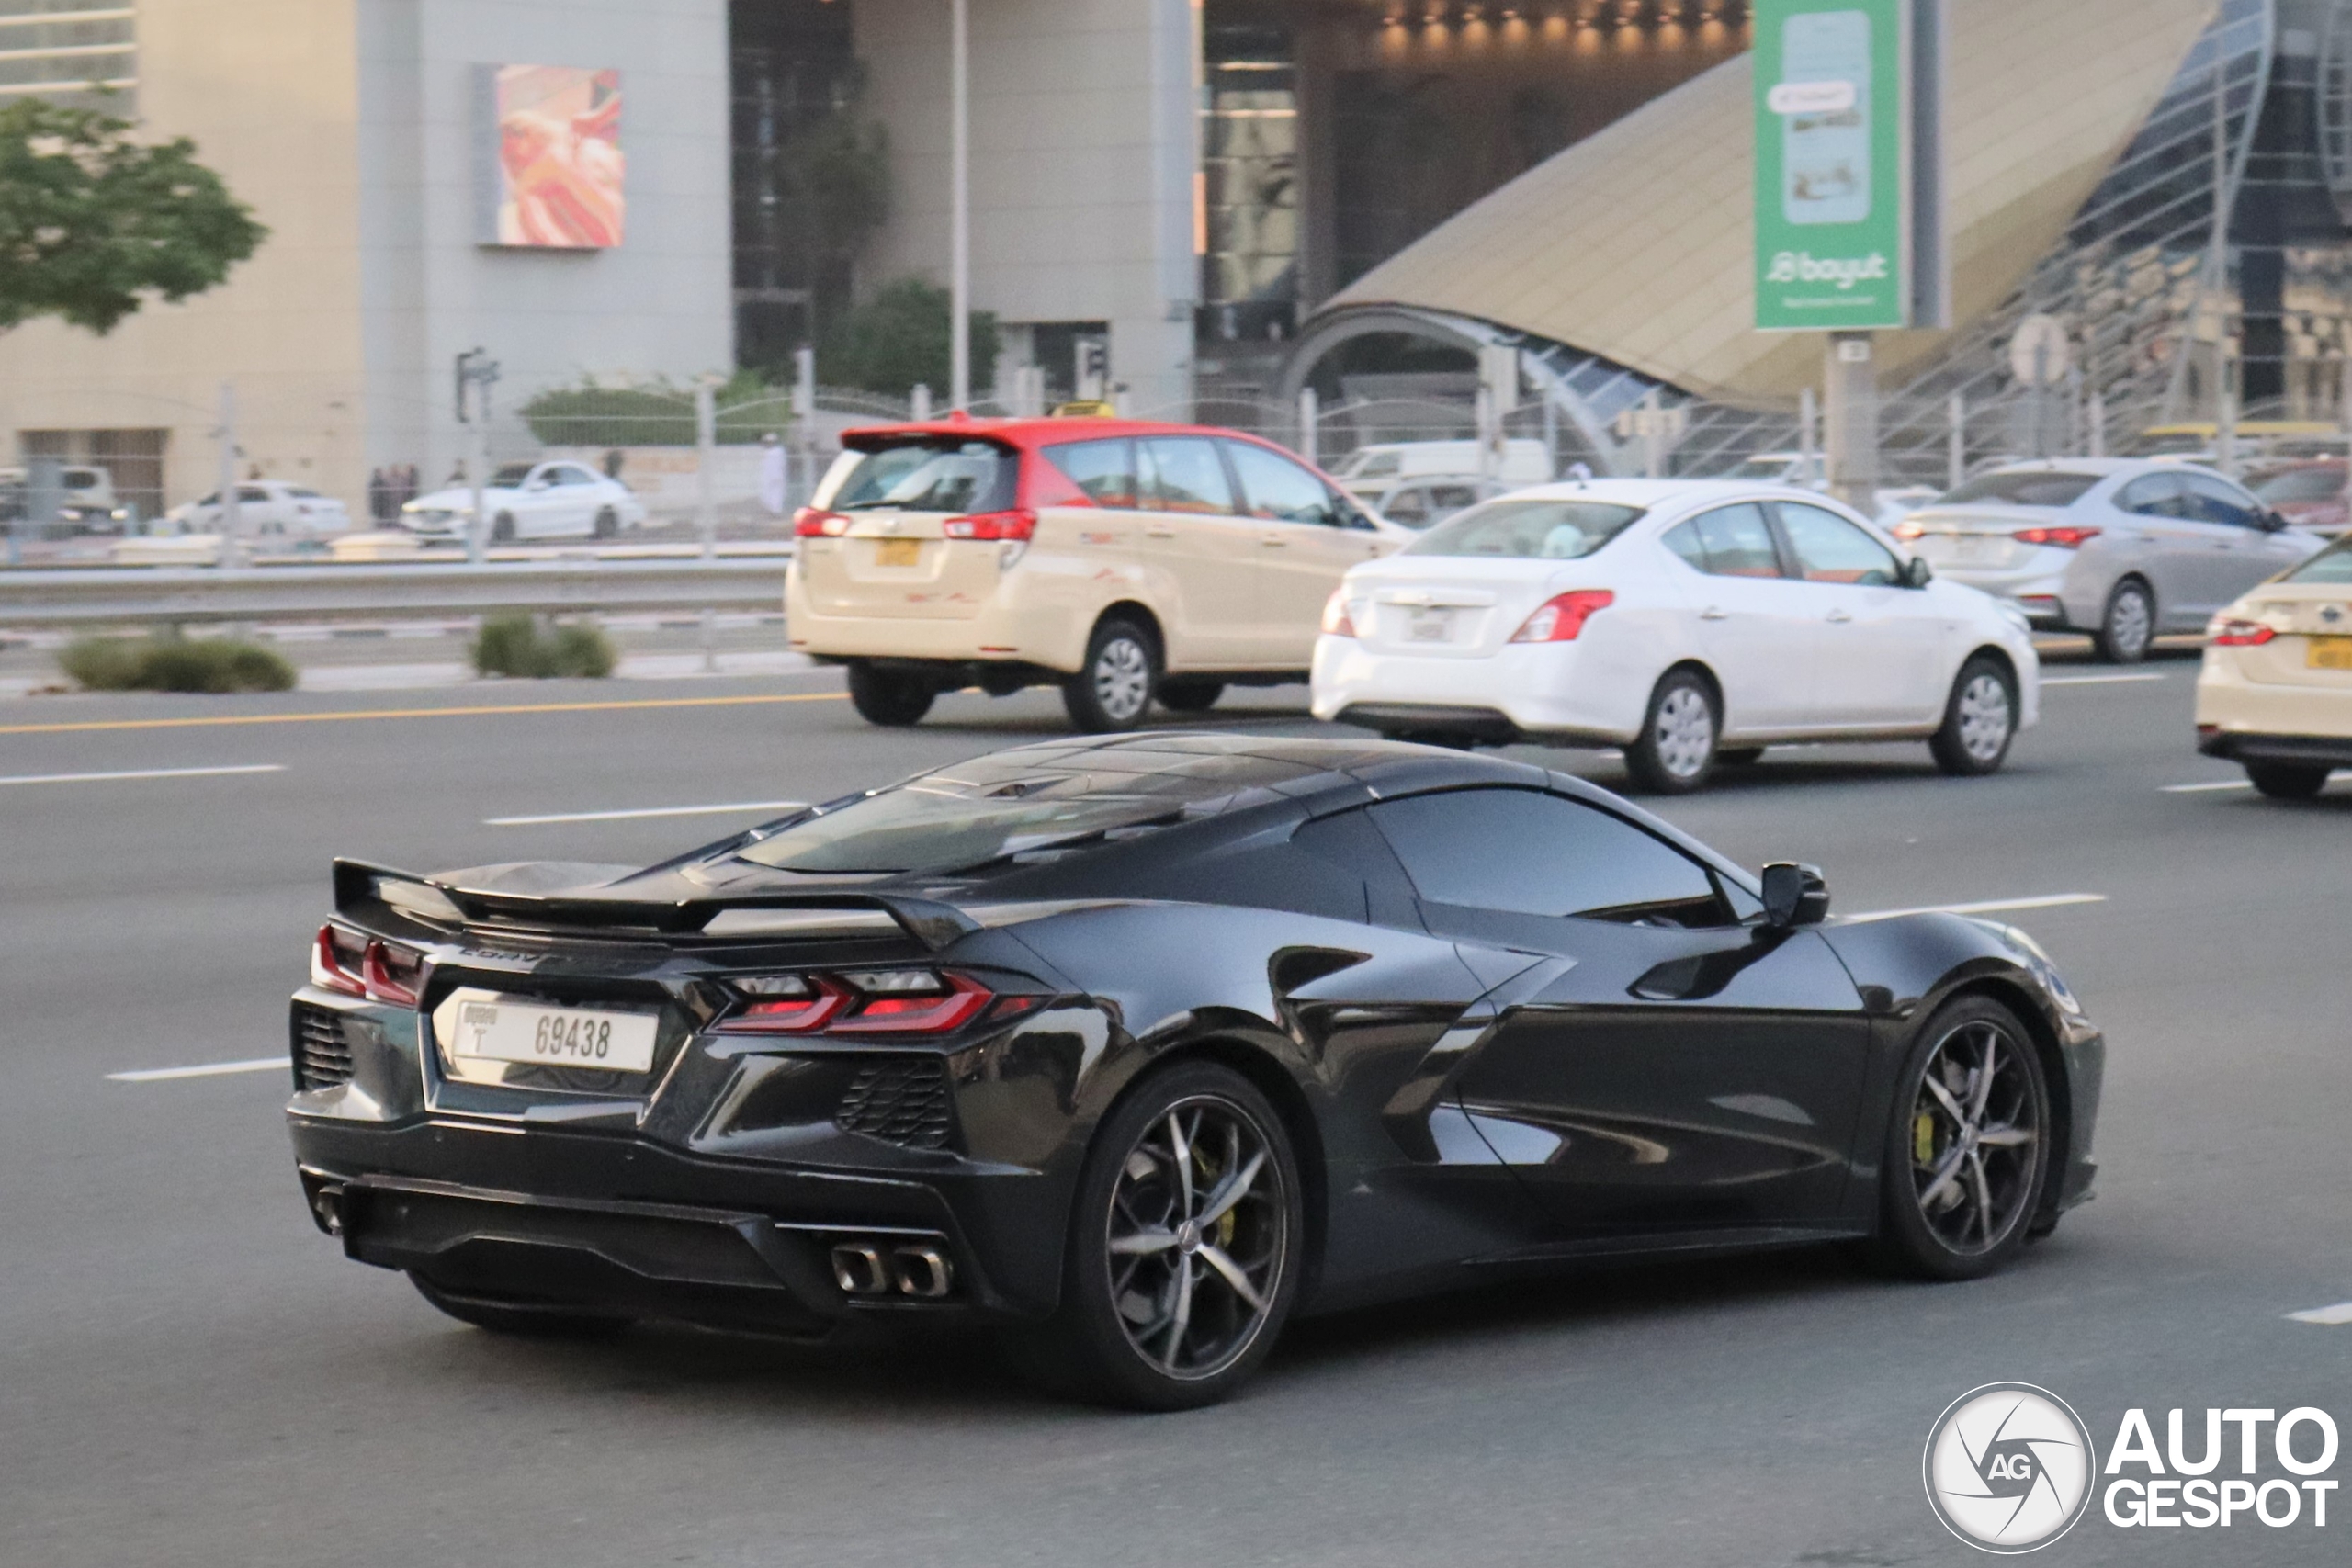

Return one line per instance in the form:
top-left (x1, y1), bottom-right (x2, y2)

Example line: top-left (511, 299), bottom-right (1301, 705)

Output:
top-left (1320, 588), bottom-right (1357, 637)
top-left (1890, 520), bottom-right (1925, 540)
top-left (311, 924), bottom-right (423, 1005)
top-left (2013, 525), bottom-right (2101, 548)
top-left (1510, 590), bottom-right (1614, 643)
top-left (793, 507), bottom-right (849, 537)
top-left (2208, 617), bottom-right (2276, 647)
top-left (832, 971), bottom-right (992, 1033)
top-left (716, 974), bottom-right (850, 1033)
top-left (942, 508), bottom-right (1035, 541)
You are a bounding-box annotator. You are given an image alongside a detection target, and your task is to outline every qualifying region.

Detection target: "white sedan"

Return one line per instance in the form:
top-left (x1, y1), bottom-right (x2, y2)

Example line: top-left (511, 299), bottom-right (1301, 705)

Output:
top-left (164, 480), bottom-right (352, 540)
top-left (401, 460), bottom-right (645, 542)
top-left (1311, 479), bottom-right (2041, 793)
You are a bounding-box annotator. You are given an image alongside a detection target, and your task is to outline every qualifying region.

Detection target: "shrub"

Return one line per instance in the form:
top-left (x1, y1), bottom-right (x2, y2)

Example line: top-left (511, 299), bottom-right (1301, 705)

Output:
top-left (820, 276), bottom-right (1000, 398)
top-left (59, 632), bottom-right (297, 693)
top-left (471, 614), bottom-right (616, 679)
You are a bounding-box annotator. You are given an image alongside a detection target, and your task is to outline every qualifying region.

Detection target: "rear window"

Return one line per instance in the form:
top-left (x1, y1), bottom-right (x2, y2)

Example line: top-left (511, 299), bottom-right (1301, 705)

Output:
top-left (2285, 538), bottom-right (2352, 583)
top-left (2253, 468), bottom-right (2345, 504)
top-left (815, 438), bottom-right (1019, 514)
top-left (730, 742), bottom-right (1333, 875)
top-left (1406, 498), bottom-right (1644, 560)
top-left (1937, 471), bottom-right (2102, 508)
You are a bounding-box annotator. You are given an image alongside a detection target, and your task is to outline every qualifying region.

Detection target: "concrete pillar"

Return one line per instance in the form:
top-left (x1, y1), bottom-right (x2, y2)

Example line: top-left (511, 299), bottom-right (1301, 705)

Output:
top-left (1824, 332), bottom-right (1880, 511)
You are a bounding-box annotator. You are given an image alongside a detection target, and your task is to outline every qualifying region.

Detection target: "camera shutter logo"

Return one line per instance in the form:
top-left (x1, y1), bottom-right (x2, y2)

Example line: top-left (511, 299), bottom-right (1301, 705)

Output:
top-left (1923, 1383), bottom-right (2098, 1552)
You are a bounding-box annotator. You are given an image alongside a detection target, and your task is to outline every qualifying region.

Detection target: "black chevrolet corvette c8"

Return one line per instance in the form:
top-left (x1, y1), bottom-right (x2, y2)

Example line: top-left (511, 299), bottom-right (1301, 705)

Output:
top-left (287, 733), bottom-right (2102, 1408)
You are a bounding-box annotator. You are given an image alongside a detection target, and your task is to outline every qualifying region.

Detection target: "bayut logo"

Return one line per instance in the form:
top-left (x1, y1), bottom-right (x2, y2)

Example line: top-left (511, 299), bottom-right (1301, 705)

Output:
top-left (1924, 1383), bottom-right (2098, 1552)
top-left (1766, 250), bottom-right (1890, 291)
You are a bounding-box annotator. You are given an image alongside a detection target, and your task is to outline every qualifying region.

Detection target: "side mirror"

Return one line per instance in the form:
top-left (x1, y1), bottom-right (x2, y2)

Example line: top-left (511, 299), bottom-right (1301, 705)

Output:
top-left (1900, 555), bottom-right (1934, 588)
top-left (2263, 508), bottom-right (2290, 533)
top-left (1760, 862), bottom-right (1830, 928)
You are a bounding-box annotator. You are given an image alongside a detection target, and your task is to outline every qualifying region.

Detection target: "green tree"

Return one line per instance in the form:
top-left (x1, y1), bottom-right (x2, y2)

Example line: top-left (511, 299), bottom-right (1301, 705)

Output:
top-left (0, 98), bottom-right (266, 334)
top-left (820, 277), bottom-right (999, 399)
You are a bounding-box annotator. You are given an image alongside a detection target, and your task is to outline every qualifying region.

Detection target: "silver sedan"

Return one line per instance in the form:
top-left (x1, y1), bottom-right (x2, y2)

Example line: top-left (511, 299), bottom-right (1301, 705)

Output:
top-left (1894, 458), bottom-right (2324, 661)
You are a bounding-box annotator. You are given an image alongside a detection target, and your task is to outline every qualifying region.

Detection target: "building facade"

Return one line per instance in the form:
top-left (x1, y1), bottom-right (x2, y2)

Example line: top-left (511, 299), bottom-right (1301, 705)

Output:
top-left (0, 0), bottom-right (731, 517)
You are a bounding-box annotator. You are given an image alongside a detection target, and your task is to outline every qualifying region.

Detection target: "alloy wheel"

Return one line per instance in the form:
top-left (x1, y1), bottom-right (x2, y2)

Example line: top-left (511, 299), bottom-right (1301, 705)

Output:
top-left (1653, 685), bottom-right (1715, 779)
top-left (2105, 584), bottom-right (2152, 660)
top-left (1103, 1096), bottom-right (1288, 1381)
top-left (1092, 637), bottom-right (1153, 725)
top-left (1909, 1019), bottom-right (2041, 1256)
top-left (1954, 673), bottom-right (2013, 763)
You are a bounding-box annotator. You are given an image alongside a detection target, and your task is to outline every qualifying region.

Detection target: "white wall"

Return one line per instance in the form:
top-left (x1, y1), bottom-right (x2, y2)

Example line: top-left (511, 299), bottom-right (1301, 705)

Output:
top-left (857, 0), bottom-right (1196, 415)
top-left (359, 0), bottom-right (733, 487)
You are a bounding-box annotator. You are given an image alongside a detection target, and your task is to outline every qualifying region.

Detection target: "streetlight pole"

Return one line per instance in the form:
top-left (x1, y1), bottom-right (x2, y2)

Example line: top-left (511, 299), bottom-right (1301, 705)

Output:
top-left (949, 0), bottom-right (971, 412)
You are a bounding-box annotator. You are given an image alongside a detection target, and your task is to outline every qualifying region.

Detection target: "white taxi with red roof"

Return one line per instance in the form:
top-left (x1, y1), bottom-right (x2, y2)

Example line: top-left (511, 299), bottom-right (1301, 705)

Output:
top-left (1311, 479), bottom-right (2041, 793)
top-left (786, 416), bottom-right (1405, 730)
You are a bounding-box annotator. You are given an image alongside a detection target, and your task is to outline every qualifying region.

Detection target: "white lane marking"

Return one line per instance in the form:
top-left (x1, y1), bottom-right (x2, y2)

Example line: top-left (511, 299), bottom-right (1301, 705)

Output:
top-left (1840, 893), bottom-right (2108, 925)
top-left (0, 763), bottom-right (285, 787)
top-left (2041, 673), bottom-right (2168, 687)
top-left (484, 799), bottom-right (809, 826)
top-left (107, 1057), bottom-right (287, 1083)
top-left (2288, 1302), bottom-right (2352, 1325)
top-left (2163, 779), bottom-right (2255, 793)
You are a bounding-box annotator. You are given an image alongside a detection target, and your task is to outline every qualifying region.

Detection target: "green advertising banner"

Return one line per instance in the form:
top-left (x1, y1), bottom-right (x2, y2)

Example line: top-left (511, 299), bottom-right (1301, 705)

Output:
top-left (1753, 0), bottom-right (1910, 332)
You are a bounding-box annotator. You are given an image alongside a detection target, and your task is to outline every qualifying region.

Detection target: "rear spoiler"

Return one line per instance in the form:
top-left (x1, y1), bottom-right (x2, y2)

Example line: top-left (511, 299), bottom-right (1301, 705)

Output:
top-left (331, 859), bottom-right (981, 953)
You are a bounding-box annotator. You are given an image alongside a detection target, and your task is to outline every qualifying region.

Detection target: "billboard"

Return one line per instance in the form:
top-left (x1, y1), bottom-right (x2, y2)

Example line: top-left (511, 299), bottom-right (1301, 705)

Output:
top-left (474, 65), bottom-right (624, 249)
top-left (1752, 1), bottom-right (1942, 332)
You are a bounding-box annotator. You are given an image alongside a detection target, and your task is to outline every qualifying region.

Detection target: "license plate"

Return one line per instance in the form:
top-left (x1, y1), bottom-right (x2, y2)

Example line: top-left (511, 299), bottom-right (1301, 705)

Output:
top-left (442, 992), bottom-right (661, 1074)
top-left (1408, 611), bottom-right (1454, 643)
top-left (2309, 636), bottom-right (2352, 671)
top-left (875, 537), bottom-right (921, 568)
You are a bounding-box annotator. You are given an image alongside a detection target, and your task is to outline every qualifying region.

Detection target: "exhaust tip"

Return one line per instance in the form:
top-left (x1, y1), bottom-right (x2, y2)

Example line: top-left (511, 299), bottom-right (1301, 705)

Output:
top-left (891, 1246), bottom-right (953, 1299)
top-left (831, 1244), bottom-right (889, 1295)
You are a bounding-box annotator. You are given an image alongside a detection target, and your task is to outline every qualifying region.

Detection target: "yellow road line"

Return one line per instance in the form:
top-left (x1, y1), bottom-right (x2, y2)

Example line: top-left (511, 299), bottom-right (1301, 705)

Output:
top-left (0, 691), bottom-right (848, 736)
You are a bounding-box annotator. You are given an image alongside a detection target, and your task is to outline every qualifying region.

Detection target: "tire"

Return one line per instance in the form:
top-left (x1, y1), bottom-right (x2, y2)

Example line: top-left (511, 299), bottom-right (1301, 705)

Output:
top-left (1063, 616), bottom-right (1159, 732)
top-left (1026, 1061), bottom-right (1302, 1410)
top-left (593, 506), bottom-right (617, 539)
top-left (1158, 678), bottom-right (1225, 715)
top-left (845, 661), bottom-right (935, 727)
top-left (410, 1273), bottom-right (629, 1338)
top-left (1717, 747), bottom-right (1767, 766)
top-left (2091, 578), bottom-right (2154, 663)
top-left (1622, 668), bottom-right (1719, 795)
top-left (1928, 655), bottom-right (2018, 777)
top-left (491, 513), bottom-right (516, 544)
top-left (1870, 996), bottom-right (2052, 1281)
top-left (2245, 761), bottom-right (2332, 799)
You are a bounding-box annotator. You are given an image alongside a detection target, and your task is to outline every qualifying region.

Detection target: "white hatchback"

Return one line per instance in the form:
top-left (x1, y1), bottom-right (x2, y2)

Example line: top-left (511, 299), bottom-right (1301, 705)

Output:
top-left (1311, 479), bottom-right (2041, 792)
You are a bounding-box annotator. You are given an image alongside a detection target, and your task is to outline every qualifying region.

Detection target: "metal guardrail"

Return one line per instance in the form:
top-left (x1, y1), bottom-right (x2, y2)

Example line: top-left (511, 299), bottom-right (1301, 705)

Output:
top-left (0, 558), bottom-right (788, 630)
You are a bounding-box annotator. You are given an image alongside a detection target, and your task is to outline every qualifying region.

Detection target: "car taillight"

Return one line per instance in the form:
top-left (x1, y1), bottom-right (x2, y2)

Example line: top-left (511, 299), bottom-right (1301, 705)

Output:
top-left (1510, 590), bottom-right (1614, 643)
top-left (793, 507), bottom-right (849, 537)
top-left (1890, 520), bottom-right (1925, 540)
top-left (716, 969), bottom-right (993, 1035)
top-left (311, 924), bottom-right (423, 1005)
top-left (1320, 588), bottom-right (1357, 637)
top-left (2013, 525), bottom-right (2101, 548)
top-left (2208, 617), bottom-right (2276, 647)
top-left (942, 508), bottom-right (1035, 541)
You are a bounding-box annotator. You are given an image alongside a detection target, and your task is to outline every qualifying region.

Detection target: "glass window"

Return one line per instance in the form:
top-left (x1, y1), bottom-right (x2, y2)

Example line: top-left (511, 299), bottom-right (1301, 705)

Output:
top-left (1405, 498), bottom-right (1644, 560)
top-left (237, 486), bottom-right (270, 503)
top-left (2252, 467), bottom-right (2346, 504)
top-left (731, 742), bottom-right (1333, 874)
top-left (1382, 488), bottom-right (1430, 526)
top-left (814, 438), bottom-right (1019, 515)
top-left (1043, 438), bottom-right (1137, 508)
top-left (553, 466), bottom-right (599, 486)
top-left (1426, 484), bottom-right (1481, 513)
top-left (1225, 440), bottom-right (1337, 525)
top-left (1139, 437), bottom-right (1235, 514)
top-left (1660, 519), bottom-right (1710, 570)
top-left (1938, 471), bottom-right (2103, 507)
top-left (2116, 473), bottom-right (2192, 518)
top-left (1777, 502), bottom-right (1901, 585)
top-left (1688, 503), bottom-right (1784, 578)
top-left (1341, 450), bottom-right (1401, 479)
top-left (1369, 789), bottom-right (1724, 925)
top-left (2182, 473), bottom-right (2266, 529)
top-left (2285, 538), bottom-right (2352, 582)
top-left (288, 487), bottom-right (322, 499)
top-left (491, 463), bottom-right (537, 487)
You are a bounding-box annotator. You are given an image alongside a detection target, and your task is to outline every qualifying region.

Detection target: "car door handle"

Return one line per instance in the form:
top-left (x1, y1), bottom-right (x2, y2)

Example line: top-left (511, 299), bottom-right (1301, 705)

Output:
top-left (1700, 606), bottom-right (1729, 621)
top-left (1260, 535), bottom-right (1288, 548)
top-left (1145, 526), bottom-right (1176, 539)
top-left (1826, 608), bottom-right (1854, 624)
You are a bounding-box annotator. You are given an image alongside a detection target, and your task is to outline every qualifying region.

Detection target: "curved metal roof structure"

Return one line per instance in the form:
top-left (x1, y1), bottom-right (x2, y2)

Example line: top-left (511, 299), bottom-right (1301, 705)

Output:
top-left (1317, 0), bottom-right (2227, 410)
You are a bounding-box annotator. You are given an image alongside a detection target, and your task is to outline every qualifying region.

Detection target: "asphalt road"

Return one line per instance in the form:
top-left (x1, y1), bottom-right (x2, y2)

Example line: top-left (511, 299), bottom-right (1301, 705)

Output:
top-left (2, 655), bottom-right (2346, 1568)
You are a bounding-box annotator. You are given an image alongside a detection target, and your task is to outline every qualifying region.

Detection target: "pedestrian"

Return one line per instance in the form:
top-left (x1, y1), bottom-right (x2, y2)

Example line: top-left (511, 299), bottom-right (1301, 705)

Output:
top-left (398, 463), bottom-right (418, 509)
top-left (602, 448), bottom-right (624, 481)
top-left (758, 431), bottom-right (788, 517)
top-left (367, 468), bottom-right (390, 525)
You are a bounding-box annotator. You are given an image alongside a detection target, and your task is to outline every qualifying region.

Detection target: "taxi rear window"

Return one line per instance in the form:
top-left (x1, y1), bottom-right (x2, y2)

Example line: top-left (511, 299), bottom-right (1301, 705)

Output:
top-left (815, 438), bottom-right (1019, 514)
